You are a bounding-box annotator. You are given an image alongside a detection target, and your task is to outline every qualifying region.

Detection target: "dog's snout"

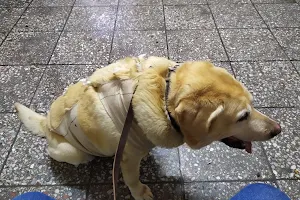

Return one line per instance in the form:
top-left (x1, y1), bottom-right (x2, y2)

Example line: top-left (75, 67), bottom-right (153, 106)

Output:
top-left (270, 123), bottom-right (281, 138)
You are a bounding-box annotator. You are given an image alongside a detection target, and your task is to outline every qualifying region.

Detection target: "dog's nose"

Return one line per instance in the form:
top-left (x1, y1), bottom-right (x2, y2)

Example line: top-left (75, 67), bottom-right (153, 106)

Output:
top-left (270, 123), bottom-right (281, 138)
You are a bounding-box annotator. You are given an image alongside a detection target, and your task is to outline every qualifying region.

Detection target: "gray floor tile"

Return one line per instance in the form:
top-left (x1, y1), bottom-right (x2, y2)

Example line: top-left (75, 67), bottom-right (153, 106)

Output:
top-left (91, 147), bottom-right (181, 183)
top-left (207, 0), bottom-right (251, 3)
top-left (0, 114), bottom-right (20, 168)
top-left (184, 181), bottom-right (276, 200)
top-left (210, 4), bottom-right (266, 28)
top-left (75, 0), bottom-right (118, 6)
top-left (220, 29), bottom-right (287, 61)
top-left (90, 157), bottom-right (113, 184)
top-left (277, 180), bottom-right (300, 200)
top-left (116, 6), bottom-right (164, 30)
top-left (0, 0), bottom-right (30, 7)
top-left (0, 186), bottom-right (86, 200)
top-left (110, 31), bottom-right (167, 62)
top-left (163, 0), bottom-right (207, 5)
top-left (140, 147), bottom-right (181, 182)
top-left (120, 0), bottom-right (162, 5)
top-left (14, 7), bottom-right (71, 32)
top-left (292, 61), bottom-right (300, 73)
top-left (253, 0), bottom-right (296, 3)
top-left (0, 65), bottom-right (45, 112)
top-left (65, 7), bottom-right (116, 32)
top-left (50, 31), bottom-right (112, 64)
top-left (179, 143), bottom-right (272, 182)
top-left (0, 32), bottom-right (60, 65)
top-left (30, 65), bottom-right (97, 112)
top-left (30, 0), bottom-right (75, 6)
top-left (256, 4), bottom-right (300, 28)
top-left (164, 5), bottom-right (215, 30)
top-left (0, 32), bottom-right (5, 43)
top-left (260, 108), bottom-right (300, 179)
top-left (0, 126), bottom-right (91, 186)
top-left (0, 7), bottom-right (24, 34)
top-left (168, 29), bottom-right (227, 62)
top-left (232, 61), bottom-right (299, 107)
top-left (272, 28), bottom-right (300, 60)
top-left (89, 183), bottom-right (183, 200)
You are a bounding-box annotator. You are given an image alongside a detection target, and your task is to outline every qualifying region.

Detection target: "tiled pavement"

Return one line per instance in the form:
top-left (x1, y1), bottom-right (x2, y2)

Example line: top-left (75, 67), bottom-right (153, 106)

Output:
top-left (0, 0), bottom-right (299, 199)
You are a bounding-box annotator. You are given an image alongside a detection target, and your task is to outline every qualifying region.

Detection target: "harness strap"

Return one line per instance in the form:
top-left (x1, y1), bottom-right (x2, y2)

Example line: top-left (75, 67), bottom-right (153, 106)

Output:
top-left (112, 102), bottom-right (134, 200)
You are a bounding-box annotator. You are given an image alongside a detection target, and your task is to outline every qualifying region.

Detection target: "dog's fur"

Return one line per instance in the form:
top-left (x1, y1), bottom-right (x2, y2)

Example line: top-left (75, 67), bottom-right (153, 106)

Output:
top-left (15, 56), bottom-right (281, 200)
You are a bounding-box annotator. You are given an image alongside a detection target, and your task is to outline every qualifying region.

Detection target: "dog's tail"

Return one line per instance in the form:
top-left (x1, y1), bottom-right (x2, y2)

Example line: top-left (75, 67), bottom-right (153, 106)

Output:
top-left (14, 103), bottom-right (47, 137)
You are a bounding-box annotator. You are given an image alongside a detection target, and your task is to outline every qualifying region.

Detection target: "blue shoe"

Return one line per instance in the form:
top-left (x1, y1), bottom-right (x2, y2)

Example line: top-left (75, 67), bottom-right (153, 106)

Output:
top-left (231, 183), bottom-right (290, 200)
top-left (13, 192), bottom-right (55, 200)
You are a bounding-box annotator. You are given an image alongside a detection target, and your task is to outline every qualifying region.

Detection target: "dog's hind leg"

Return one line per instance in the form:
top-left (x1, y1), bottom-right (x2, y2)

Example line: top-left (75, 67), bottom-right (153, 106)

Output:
top-left (46, 131), bottom-right (94, 166)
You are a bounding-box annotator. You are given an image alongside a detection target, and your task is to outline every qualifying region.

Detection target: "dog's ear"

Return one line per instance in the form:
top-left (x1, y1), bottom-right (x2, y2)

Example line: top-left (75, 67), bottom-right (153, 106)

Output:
top-left (175, 100), bottom-right (224, 148)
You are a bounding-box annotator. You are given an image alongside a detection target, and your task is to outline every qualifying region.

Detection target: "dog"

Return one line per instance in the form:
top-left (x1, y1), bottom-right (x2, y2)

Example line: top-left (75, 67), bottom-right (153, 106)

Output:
top-left (15, 56), bottom-right (281, 200)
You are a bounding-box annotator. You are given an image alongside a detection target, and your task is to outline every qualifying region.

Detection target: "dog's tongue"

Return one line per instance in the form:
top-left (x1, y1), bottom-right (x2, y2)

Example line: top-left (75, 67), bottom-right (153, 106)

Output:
top-left (245, 141), bottom-right (252, 154)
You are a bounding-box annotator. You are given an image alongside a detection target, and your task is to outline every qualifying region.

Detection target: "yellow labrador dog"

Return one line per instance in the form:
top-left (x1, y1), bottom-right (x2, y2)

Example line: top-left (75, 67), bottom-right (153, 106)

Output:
top-left (15, 56), bottom-right (281, 200)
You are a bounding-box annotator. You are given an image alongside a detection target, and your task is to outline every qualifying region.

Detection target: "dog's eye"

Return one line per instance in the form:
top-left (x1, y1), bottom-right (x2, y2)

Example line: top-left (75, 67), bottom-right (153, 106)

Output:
top-left (237, 112), bottom-right (249, 122)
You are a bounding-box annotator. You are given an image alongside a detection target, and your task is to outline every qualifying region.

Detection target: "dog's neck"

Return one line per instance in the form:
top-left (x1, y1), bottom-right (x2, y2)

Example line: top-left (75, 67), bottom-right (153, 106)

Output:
top-left (165, 65), bottom-right (182, 134)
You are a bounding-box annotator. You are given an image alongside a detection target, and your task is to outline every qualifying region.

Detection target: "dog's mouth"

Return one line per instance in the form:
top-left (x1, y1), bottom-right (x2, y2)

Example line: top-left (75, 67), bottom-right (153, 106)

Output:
top-left (221, 136), bottom-right (252, 154)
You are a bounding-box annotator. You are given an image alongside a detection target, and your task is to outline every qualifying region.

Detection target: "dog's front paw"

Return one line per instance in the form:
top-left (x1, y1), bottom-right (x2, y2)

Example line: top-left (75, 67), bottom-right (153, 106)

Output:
top-left (131, 183), bottom-right (153, 200)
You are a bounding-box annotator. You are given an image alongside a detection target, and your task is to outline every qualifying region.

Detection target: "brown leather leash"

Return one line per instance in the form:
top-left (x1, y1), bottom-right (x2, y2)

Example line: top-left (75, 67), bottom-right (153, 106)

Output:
top-left (112, 102), bottom-right (134, 200)
top-left (112, 65), bottom-right (180, 200)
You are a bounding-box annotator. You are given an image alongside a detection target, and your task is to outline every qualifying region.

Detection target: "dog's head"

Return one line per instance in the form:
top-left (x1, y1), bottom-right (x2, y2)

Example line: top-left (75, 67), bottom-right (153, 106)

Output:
top-left (169, 61), bottom-right (281, 153)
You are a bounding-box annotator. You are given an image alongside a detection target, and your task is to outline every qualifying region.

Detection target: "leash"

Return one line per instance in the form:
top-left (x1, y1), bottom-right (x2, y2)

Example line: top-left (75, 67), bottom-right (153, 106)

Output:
top-left (112, 64), bottom-right (180, 200)
top-left (112, 102), bottom-right (134, 200)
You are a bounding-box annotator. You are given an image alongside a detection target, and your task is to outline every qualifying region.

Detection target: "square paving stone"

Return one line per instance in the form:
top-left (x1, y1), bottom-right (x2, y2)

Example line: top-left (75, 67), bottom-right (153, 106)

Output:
top-left (14, 7), bottom-right (71, 32)
top-left (110, 30), bottom-right (167, 62)
top-left (116, 6), bottom-right (164, 30)
top-left (50, 31), bottom-right (112, 64)
top-left (0, 126), bottom-right (91, 186)
top-left (179, 143), bottom-right (273, 182)
top-left (168, 29), bottom-right (227, 62)
top-left (0, 7), bottom-right (24, 34)
top-left (164, 5), bottom-right (215, 30)
top-left (0, 65), bottom-right (45, 112)
top-left (220, 29), bottom-right (287, 61)
top-left (232, 61), bottom-right (299, 107)
top-left (256, 4), bottom-right (300, 28)
top-left (210, 4), bottom-right (266, 28)
top-left (65, 7), bottom-right (116, 31)
top-left (0, 32), bottom-right (60, 65)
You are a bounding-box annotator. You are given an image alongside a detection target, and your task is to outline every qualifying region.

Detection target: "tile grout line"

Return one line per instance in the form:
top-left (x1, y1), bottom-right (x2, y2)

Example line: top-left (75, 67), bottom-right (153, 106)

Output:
top-left (183, 177), bottom-right (299, 184)
top-left (0, 0), bottom-right (35, 47)
top-left (206, 1), bottom-right (237, 78)
top-left (176, 148), bottom-right (185, 200)
top-left (162, 4), bottom-right (170, 59)
top-left (0, 0), bottom-right (76, 186)
top-left (3, 27), bottom-right (300, 33)
top-left (249, 0), bottom-right (284, 189)
top-left (1, 59), bottom-right (300, 67)
top-left (108, 0), bottom-right (120, 63)
top-left (27, 0), bottom-right (77, 109)
top-left (1, 177), bottom-right (297, 189)
top-left (259, 142), bottom-right (278, 186)
top-left (250, 0), bottom-right (300, 77)
top-left (0, 124), bottom-right (22, 178)
top-left (0, 0), bottom-right (36, 178)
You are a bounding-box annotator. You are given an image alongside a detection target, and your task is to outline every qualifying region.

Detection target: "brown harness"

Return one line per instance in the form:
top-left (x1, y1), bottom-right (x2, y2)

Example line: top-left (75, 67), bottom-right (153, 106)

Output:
top-left (112, 65), bottom-right (180, 200)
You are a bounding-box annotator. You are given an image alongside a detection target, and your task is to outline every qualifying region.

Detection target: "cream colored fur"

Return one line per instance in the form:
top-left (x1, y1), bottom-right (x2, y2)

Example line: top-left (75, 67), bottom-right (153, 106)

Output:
top-left (15, 56), bottom-right (281, 200)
